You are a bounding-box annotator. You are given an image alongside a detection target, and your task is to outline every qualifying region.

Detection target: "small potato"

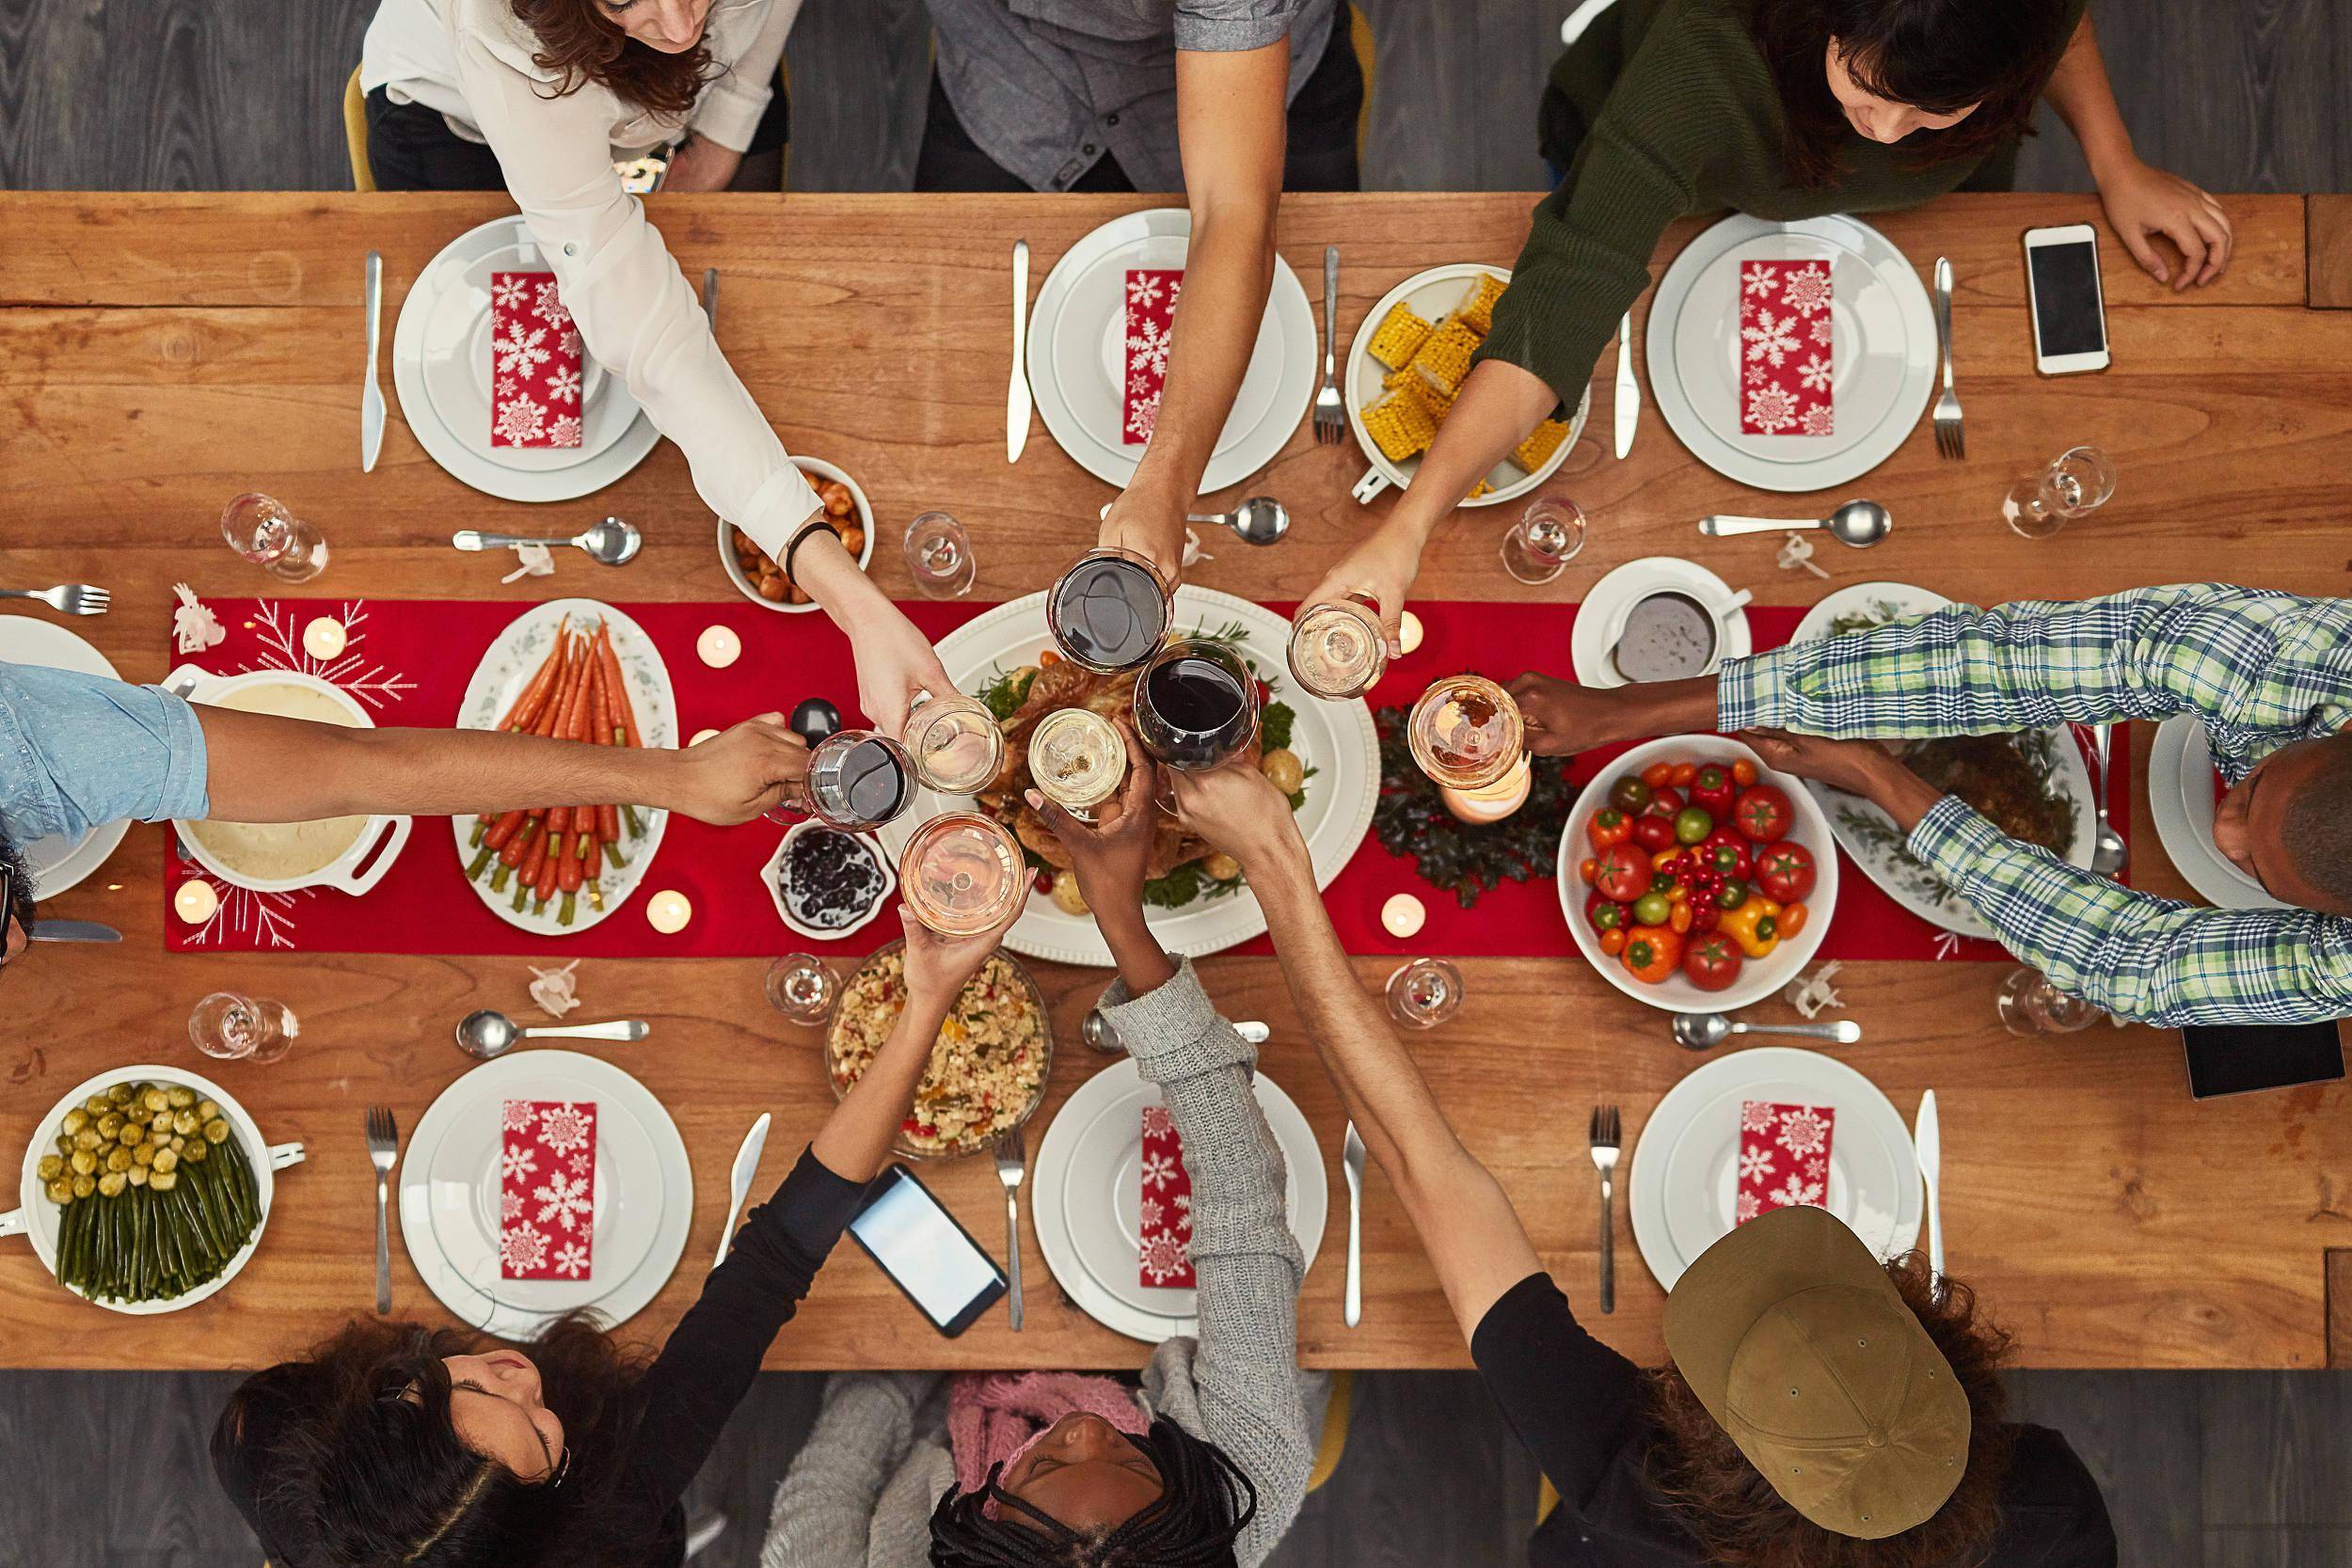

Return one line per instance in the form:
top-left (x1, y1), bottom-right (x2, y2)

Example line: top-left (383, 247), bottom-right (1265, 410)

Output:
top-left (1202, 851), bottom-right (1242, 882)
top-left (757, 575), bottom-right (788, 603)
top-left (837, 526), bottom-right (866, 558)
top-left (787, 584), bottom-right (812, 606)
top-left (1050, 869), bottom-right (1089, 916)
top-left (1260, 748), bottom-right (1305, 795)
top-left (818, 482), bottom-right (854, 517)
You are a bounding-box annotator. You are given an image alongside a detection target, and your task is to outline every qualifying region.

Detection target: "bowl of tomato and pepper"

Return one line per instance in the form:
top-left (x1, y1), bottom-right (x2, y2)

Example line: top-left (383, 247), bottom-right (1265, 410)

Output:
top-left (1558, 736), bottom-right (1837, 1014)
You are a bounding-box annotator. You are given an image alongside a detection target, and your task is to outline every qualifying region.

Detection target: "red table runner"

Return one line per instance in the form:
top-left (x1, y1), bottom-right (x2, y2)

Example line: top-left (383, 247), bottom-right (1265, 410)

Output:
top-left (163, 596), bottom-right (2127, 965)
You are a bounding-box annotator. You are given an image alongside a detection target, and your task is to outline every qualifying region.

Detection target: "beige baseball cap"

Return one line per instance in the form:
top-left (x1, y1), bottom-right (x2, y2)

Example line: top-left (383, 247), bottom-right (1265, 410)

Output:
top-left (1661, 1205), bottom-right (1970, 1541)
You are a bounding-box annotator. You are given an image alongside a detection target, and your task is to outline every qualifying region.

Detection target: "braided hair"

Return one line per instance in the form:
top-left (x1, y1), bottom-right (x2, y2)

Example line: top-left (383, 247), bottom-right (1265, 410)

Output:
top-left (927, 1418), bottom-right (1257, 1568)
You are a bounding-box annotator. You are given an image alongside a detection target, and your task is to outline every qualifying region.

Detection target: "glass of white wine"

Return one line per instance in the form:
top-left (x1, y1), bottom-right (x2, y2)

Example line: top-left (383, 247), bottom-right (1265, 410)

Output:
top-left (1028, 706), bottom-right (1128, 819)
top-left (899, 813), bottom-right (1026, 937)
top-left (1287, 595), bottom-right (1388, 701)
top-left (900, 691), bottom-right (1006, 796)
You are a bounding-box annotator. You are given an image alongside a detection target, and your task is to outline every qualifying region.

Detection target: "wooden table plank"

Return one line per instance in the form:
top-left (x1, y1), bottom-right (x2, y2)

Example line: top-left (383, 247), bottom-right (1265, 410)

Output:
top-left (2, 191), bottom-right (2348, 1371)
top-left (2310, 194), bottom-right (2352, 309)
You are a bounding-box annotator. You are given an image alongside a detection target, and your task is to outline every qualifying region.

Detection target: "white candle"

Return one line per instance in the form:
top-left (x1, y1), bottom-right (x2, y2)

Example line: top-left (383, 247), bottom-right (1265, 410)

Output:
top-left (646, 890), bottom-right (693, 934)
top-left (1397, 610), bottom-right (1424, 656)
top-left (1381, 893), bottom-right (1426, 939)
top-left (302, 617), bottom-right (348, 660)
top-left (689, 728), bottom-right (721, 747)
top-left (1439, 755), bottom-right (1532, 824)
top-left (696, 625), bottom-right (742, 670)
top-left (173, 879), bottom-right (220, 925)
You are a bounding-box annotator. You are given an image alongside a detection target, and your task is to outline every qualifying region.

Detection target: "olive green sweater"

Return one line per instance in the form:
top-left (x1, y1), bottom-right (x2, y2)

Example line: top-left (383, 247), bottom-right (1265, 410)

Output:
top-left (1478, 0), bottom-right (2083, 403)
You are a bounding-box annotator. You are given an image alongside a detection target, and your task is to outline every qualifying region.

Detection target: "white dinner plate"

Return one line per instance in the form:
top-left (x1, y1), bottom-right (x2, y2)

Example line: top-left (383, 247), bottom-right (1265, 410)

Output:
top-left (393, 216), bottom-right (661, 502)
top-left (398, 1051), bottom-right (691, 1338)
top-left (1647, 214), bottom-right (1935, 493)
top-left (2148, 715), bottom-right (2285, 911)
top-left (1567, 557), bottom-right (1753, 690)
top-left (1343, 263), bottom-right (1590, 509)
top-left (0, 616), bottom-right (132, 897)
top-left (449, 599), bottom-right (677, 936)
top-left (1787, 582), bottom-right (2097, 942)
top-left (1629, 1046), bottom-right (1918, 1292)
top-left (1026, 210), bottom-right (1316, 494)
top-left (877, 587), bottom-right (1377, 966)
top-left (1032, 1056), bottom-right (1326, 1342)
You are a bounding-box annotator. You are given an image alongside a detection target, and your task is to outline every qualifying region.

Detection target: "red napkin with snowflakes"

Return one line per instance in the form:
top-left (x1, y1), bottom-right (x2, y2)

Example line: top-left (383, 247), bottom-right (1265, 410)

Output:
top-left (1739, 260), bottom-right (1835, 437)
top-left (490, 272), bottom-right (584, 449)
top-left (1737, 1101), bottom-right (1836, 1226)
top-left (1137, 1102), bottom-right (1196, 1288)
top-left (501, 1099), bottom-right (597, 1279)
top-left (1122, 268), bottom-right (1182, 447)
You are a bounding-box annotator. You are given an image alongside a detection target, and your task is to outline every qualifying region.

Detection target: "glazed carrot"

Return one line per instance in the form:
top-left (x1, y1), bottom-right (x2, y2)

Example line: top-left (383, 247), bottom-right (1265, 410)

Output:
top-left (498, 615), bottom-right (569, 732)
top-left (516, 824), bottom-right (549, 887)
top-left (582, 651), bottom-right (623, 844)
top-left (535, 834), bottom-right (563, 906)
top-left (583, 835), bottom-right (603, 880)
top-left (483, 809), bottom-right (528, 852)
top-left (499, 819), bottom-right (537, 868)
top-left (596, 624), bottom-right (643, 748)
top-left (558, 840), bottom-right (583, 895)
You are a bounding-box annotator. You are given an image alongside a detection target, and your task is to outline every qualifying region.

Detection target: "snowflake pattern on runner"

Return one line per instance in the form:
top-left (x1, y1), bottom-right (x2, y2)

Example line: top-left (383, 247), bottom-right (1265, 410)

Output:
top-left (495, 323), bottom-right (551, 379)
top-left (1140, 1232), bottom-right (1191, 1285)
top-left (548, 414), bottom-right (584, 447)
top-left (532, 278), bottom-right (573, 329)
top-left (491, 276), bottom-right (530, 309)
top-left (1121, 267), bottom-right (1183, 447)
top-left (502, 1190), bottom-right (524, 1223)
top-left (490, 271), bottom-right (583, 448)
top-left (533, 1168), bottom-right (594, 1232)
top-left (501, 1145), bottom-right (539, 1184)
top-left (502, 1101), bottom-right (539, 1134)
top-left (1738, 1101), bottom-right (1836, 1226)
top-left (501, 1224), bottom-right (550, 1275)
top-left (537, 1102), bottom-right (596, 1157)
top-left (1139, 1150), bottom-right (1180, 1193)
top-left (494, 395), bottom-right (548, 445)
top-left (502, 1099), bottom-right (596, 1279)
top-left (1739, 261), bottom-right (1833, 437)
top-left (1141, 1105), bottom-right (1176, 1139)
top-left (1123, 388), bottom-right (1163, 443)
top-left (1138, 1099), bottom-right (1197, 1289)
top-left (554, 1241), bottom-right (591, 1278)
top-left (546, 365), bottom-right (582, 405)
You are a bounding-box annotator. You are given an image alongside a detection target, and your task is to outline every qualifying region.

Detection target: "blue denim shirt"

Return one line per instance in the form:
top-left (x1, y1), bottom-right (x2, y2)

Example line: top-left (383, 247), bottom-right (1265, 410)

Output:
top-left (0, 662), bottom-right (211, 850)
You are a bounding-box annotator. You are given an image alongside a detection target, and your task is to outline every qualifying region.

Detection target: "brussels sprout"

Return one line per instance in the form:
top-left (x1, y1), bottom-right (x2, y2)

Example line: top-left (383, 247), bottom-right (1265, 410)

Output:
top-left (118, 1123), bottom-right (143, 1147)
top-left (71, 1174), bottom-right (94, 1199)
top-left (132, 1144), bottom-right (155, 1168)
top-left (126, 1164), bottom-right (150, 1188)
top-left (141, 1089), bottom-right (168, 1114)
top-left (203, 1119), bottom-right (231, 1145)
top-left (183, 1141), bottom-right (209, 1164)
top-left (35, 1155), bottom-right (62, 1182)
top-left (60, 1109), bottom-right (87, 1136)
top-left (45, 1178), bottom-right (73, 1204)
top-left (172, 1111), bottom-right (199, 1137)
top-left (96, 1113), bottom-right (123, 1141)
top-left (152, 1148), bottom-right (179, 1175)
top-left (104, 1147), bottom-right (131, 1174)
top-left (167, 1087), bottom-right (197, 1110)
top-left (69, 1149), bottom-right (96, 1176)
top-left (96, 1171), bottom-right (126, 1197)
top-left (72, 1129), bottom-right (101, 1152)
top-left (149, 1171), bottom-right (178, 1194)
top-left (82, 1097), bottom-right (110, 1117)
top-left (169, 1135), bottom-right (186, 1154)
top-left (196, 1099), bottom-right (221, 1121)
top-left (108, 1083), bottom-right (135, 1105)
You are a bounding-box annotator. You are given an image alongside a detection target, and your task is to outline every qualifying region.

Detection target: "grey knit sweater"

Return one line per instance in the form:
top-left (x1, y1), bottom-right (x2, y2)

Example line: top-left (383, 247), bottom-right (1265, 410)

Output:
top-left (759, 958), bottom-right (1326, 1567)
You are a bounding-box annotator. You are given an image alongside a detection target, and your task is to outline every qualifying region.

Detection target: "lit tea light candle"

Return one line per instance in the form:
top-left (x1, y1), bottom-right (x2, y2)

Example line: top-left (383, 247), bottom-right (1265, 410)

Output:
top-left (302, 616), bottom-right (348, 660)
top-left (646, 890), bottom-right (693, 934)
top-left (1380, 893), bottom-right (1426, 939)
top-left (689, 728), bottom-right (721, 747)
top-left (174, 879), bottom-right (220, 925)
top-left (1397, 610), bottom-right (1424, 657)
top-left (696, 625), bottom-right (741, 670)
top-left (1439, 755), bottom-right (1532, 825)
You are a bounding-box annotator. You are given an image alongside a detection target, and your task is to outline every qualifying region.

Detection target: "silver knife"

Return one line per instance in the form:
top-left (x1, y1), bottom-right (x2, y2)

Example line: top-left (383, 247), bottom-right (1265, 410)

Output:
top-left (702, 266), bottom-right (718, 330)
top-left (361, 250), bottom-right (385, 474)
top-left (1008, 239), bottom-right (1032, 464)
top-left (1342, 1121), bottom-right (1364, 1328)
top-left (1914, 1091), bottom-right (1945, 1292)
top-left (29, 920), bottom-right (122, 944)
top-left (1612, 309), bottom-right (1638, 460)
top-left (711, 1112), bottom-right (771, 1270)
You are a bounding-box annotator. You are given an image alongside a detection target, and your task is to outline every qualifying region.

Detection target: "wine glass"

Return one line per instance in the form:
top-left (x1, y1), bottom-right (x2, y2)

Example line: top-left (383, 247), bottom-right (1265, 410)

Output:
top-left (1287, 595), bottom-right (1388, 701)
top-left (221, 493), bottom-right (326, 583)
top-left (768, 730), bottom-right (914, 830)
top-left (765, 954), bottom-right (838, 1025)
top-left (1134, 640), bottom-right (1259, 774)
top-left (1028, 706), bottom-right (1129, 819)
top-left (1386, 958), bottom-right (1465, 1029)
top-left (188, 991), bottom-right (298, 1064)
top-left (899, 813), bottom-right (1026, 937)
top-left (1994, 967), bottom-right (2104, 1035)
top-left (1500, 495), bottom-right (1586, 585)
top-left (1407, 675), bottom-right (1525, 790)
top-left (899, 691), bottom-right (1006, 796)
top-left (2003, 446), bottom-right (2117, 539)
top-left (1046, 547), bottom-right (1171, 673)
top-left (904, 512), bottom-right (977, 599)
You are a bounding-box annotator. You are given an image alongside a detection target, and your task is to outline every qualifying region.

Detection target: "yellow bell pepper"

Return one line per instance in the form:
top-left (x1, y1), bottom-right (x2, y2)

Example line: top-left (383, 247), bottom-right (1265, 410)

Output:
top-left (1720, 895), bottom-right (1784, 958)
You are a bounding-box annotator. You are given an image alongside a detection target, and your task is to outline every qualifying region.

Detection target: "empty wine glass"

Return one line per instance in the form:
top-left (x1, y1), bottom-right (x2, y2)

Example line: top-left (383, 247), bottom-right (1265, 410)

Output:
top-left (2003, 446), bottom-right (2117, 539)
top-left (1386, 958), bottom-right (1465, 1029)
top-left (1994, 967), bottom-right (2104, 1036)
top-left (904, 512), bottom-right (977, 598)
top-left (188, 991), bottom-right (298, 1064)
top-left (765, 955), bottom-right (838, 1026)
top-left (221, 493), bottom-right (327, 582)
top-left (1500, 495), bottom-right (1586, 585)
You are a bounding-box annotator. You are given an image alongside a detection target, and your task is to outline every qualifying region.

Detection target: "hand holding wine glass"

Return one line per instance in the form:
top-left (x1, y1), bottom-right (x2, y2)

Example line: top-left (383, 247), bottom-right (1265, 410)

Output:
top-left (898, 896), bottom-right (1026, 1015)
top-left (1025, 719), bottom-right (1159, 910)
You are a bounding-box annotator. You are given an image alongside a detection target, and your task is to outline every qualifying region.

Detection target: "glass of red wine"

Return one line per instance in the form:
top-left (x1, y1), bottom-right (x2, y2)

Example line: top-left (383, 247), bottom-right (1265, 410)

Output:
top-left (1046, 547), bottom-right (1171, 673)
top-left (766, 729), bottom-right (915, 831)
top-left (1134, 641), bottom-right (1260, 789)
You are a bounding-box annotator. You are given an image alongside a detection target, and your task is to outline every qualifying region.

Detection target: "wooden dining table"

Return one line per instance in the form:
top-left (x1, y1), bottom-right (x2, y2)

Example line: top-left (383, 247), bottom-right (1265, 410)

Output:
top-left (4, 190), bottom-right (2351, 1376)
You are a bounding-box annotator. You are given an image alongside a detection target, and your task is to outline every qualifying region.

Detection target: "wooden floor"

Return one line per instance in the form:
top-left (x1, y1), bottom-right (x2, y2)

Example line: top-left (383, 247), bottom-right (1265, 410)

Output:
top-left (2, 0), bottom-right (2349, 1563)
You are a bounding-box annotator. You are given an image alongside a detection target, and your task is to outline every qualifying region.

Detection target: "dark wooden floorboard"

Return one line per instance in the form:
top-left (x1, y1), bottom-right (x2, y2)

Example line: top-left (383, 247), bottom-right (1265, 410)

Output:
top-left (2004, 1368), bottom-right (2203, 1568)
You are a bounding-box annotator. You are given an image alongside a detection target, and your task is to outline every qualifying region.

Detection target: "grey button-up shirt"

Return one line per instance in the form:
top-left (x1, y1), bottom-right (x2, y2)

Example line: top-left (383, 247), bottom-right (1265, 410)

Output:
top-left (927, 0), bottom-right (1338, 192)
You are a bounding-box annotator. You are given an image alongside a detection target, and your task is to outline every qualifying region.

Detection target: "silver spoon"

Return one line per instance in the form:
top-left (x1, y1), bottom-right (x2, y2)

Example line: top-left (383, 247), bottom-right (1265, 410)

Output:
top-left (452, 517), bottom-right (644, 565)
top-left (456, 1009), bottom-right (650, 1059)
top-left (2087, 722), bottom-right (2128, 876)
top-left (1672, 1013), bottom-right (1861, 1052)
top-left (1082, 1007), bottom-right (1268, 1053)
top-left (1187, 497), bottom-right (1290, 546)
top-left (1697, 499), bottom-right (1891, 548)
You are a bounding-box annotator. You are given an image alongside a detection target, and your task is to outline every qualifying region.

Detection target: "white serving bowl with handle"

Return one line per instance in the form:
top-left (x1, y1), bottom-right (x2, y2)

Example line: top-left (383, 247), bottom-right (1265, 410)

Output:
top-left (0, 1063), bottom-right (306, 1314)
top-left (1556, 735), bottom-right (1839, 1014)
top-left (166, 664), bottom-right (412, 896)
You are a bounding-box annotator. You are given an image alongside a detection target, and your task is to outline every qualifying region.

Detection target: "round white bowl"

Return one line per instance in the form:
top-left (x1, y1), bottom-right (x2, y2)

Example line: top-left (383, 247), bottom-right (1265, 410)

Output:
top-left (1556, 735), bottom-right (1838, 1014)
top-left (761, 819), bottom-right (897, 942)
top-left (716, 457), bottom-right (877, 614)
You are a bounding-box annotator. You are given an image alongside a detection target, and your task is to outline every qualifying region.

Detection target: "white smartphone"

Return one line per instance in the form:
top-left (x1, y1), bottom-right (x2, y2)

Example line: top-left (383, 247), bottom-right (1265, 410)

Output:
top-left (2022, 223), bottom-right (2110, 375)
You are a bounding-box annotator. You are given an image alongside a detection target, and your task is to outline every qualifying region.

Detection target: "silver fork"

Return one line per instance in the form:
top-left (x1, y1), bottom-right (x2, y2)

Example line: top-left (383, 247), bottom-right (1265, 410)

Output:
top-left (1931, 257), bottom-right (1963, 460)
top-left (1588, 1105), bottom-right (1621, 1315)
top-left (993, 1130), bottom-right (1026, 1330)
top-left (1311, 245), bottom-right (1345, 446)
top-left (365, 1107), bottom-right (399, 1314)
top-left (0, 585), bottom-right (109, 616)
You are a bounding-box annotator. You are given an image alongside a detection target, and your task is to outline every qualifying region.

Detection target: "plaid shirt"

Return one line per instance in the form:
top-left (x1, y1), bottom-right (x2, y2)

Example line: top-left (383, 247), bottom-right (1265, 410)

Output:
top-left (1717, 585), bottom-right (2352, 1024)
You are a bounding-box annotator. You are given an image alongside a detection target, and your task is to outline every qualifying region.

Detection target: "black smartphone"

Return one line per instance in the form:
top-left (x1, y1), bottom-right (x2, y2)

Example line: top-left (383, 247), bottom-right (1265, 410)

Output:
top-left (2022, 223), bottom-right (2111, 374)
top-left (2182, 1020), bottom-right (2345, 1100)
top-left (847, 1164), bottom-right (1008, 1336)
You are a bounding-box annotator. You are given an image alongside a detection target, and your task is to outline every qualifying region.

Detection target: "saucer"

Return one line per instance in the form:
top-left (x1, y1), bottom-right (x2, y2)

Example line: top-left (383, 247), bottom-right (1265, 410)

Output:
top-left (1572, 557), bottom-right (1754, 689)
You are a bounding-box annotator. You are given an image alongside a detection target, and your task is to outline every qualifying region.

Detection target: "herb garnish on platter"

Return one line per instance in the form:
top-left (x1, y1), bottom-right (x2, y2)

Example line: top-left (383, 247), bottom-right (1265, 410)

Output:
top-left (1369, 704), bottom-right (1578, 908)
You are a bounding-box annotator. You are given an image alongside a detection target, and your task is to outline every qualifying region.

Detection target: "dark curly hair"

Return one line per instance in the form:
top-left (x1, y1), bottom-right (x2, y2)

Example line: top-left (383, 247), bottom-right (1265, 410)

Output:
top-left (928, 1418), bottom-right (1258, 1568)
top-left (1640, 1254), bottom-right (2019, 1568)
top-left (510, 0), bottom-right (717, 117)
top-left (1747, 0), bottom-right (2079, 186)
top-left (213, 1314), bottom-right (667, 1568)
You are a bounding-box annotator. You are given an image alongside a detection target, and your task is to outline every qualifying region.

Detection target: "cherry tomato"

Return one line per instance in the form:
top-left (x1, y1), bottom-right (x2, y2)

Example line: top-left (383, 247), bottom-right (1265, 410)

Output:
top-left (1690, 903), bottom-right (1722, 934)
top-left (1599, 927), bottom-right (1627, 957)
top-left (1668, 900), bottom-right (1693, 934)
top-left (1755, 842), bottom-right (1817, 903)
top-left (1734, 784), bottom-right (1793, 843)
top-left (1702, 825), bottom-right (1753, 879)
top-left (1688, 765), bottom-right (1736, 817)
top-left (1674, 806), bottom-right (1713, 845)
top-left (1595, 843), bottom-right (1651, 902)
top-left (1731, 758), bottom-right (1758, 787)
top-left (1585, 891), bottom-right (1632, 933)
top-left (1579, 856), bottom-right (1599, 886)
top-left (1669, 762), bottom-right (1698, 787)
top-left (1715, 878), bottom-right (1750, 910)
top-left (1632, 890), bottom-right (1673, 927)
top-left (1778, 901), bottom-right (1810, 939)
top-left (1610, 775), bottom-right (1652, 814)
top-left (1643, 785), bottom-right (1687, 819)
top-left (1586, 807), bottom-right (1633, 850)
top-left (1641, 761), bottom-right (1675, 789)
top-left (1682, 932), bottom-right (1744, 991)
top-left (1631, 813), bottom-right (1679, 852)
